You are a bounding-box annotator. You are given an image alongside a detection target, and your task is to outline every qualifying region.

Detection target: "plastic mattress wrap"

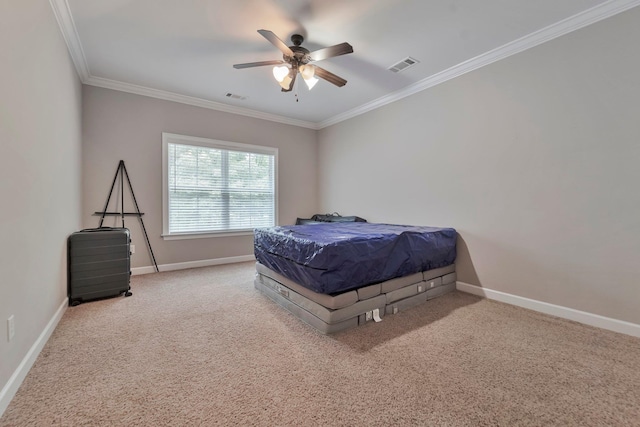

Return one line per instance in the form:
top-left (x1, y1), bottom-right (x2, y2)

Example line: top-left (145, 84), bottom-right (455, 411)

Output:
top-left (254, 222), bottom-right (457, 294)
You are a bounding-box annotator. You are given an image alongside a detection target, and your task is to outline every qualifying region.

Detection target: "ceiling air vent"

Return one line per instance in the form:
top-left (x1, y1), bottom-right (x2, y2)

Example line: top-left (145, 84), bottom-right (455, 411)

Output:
top-left (388, 57), bottom-right (420, 73)
top-left (225, 92), bottom-right (247, 100)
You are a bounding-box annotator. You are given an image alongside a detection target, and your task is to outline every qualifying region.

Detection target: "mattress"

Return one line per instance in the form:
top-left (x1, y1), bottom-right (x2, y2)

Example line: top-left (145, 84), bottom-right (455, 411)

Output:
top-left (255, 262), bottom-right (457, 334)
top-left (254, 222), bottom-right (457, 294)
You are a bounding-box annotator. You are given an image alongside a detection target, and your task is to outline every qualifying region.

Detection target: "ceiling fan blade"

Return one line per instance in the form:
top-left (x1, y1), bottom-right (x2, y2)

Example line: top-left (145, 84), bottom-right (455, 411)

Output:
top-left (308, 42), bottom-right (353, 62)
top-left (233, 60), bottom-right (284, 69)
top-left (258, 29), bottom-right (294, 57)
top-left (314, 66), bottom-right (347, 87)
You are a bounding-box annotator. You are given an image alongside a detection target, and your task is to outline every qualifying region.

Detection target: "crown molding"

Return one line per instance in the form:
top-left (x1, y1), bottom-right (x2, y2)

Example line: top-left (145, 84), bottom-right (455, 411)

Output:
top-left (50, 0), bottom-right (639, 130)
top-left (47, 0), bottom-right (318, 129)
top-left (317, 0), bottom-right (640, 129)
top-left (49, 0), bottom-right (90, 81)
top-left (84, 76), bottom-right (319, 129)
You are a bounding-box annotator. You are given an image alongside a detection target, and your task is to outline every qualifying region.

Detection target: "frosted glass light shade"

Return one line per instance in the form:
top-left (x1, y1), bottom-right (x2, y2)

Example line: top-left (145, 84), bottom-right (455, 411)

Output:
top-left (299, 64), bottom-right (318, 90)
top-left (278, 75), bottom-right (293, 90)
top-left (303, 76), bottom-right (318, 90)
top-left (299, 64), bottom-right (315, 80)
top-left (272, 65), bottom-right (290, 82)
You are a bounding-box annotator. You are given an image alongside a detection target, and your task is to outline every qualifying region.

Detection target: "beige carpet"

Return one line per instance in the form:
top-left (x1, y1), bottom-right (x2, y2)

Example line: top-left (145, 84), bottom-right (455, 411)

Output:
top-left (2, 262), bottom-right (639, 426)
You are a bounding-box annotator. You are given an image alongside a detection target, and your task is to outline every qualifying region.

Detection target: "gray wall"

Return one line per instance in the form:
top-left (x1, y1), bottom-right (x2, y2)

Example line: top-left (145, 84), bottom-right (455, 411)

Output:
top-left (0, 0), bottom-right (82, 397)
top-left (82, 86), bottom-right (317, 268)
top-left (318, 8), bottom-right (640, 324)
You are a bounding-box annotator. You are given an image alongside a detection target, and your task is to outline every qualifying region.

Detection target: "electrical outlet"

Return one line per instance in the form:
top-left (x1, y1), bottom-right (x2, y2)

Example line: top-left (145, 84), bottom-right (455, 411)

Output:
top-left (130, 244), bottom-right (135, 254)
top-left (7, 315), bottom-right (15, 342)
top-left (365, 311), bottom-right (373, 321)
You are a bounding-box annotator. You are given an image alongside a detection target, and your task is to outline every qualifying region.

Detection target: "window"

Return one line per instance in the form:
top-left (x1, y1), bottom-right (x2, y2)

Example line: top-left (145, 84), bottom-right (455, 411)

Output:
top-left (162, 133), bottom-right (277, 239)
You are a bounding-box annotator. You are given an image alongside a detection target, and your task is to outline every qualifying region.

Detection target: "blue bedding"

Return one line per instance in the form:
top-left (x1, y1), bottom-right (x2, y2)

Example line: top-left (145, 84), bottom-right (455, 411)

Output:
top-left (254, 222), bottom-right (457, 294)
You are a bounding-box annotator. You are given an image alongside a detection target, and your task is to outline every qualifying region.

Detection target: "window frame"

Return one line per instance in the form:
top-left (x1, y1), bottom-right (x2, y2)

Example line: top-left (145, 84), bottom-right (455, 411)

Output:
top-left (161, 132), bottom-right (278, 240)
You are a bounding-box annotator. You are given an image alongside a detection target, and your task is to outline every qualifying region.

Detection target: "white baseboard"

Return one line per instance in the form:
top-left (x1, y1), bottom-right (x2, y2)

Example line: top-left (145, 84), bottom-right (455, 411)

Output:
top-left (456, 281), bottom-right (640, 338)
top-left (131, 254), bottom-right (256, 275)
top-left (0, 297), bottom-right (68, 417)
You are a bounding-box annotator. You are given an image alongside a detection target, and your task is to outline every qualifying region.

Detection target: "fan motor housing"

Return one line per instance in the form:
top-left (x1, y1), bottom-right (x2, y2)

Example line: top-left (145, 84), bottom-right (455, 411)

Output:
top-left (285, 48), bottom-right (310, 63)
top-left (284, 34), bottom-right (311, 64)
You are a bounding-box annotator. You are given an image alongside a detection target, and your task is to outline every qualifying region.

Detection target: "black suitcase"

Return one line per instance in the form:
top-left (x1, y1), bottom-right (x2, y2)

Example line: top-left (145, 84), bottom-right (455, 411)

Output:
top-left (68, 227), bottom-right (132, 306)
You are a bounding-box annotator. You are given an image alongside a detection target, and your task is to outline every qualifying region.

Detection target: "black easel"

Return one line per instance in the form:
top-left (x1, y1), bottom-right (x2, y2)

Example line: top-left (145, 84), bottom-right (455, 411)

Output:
top-left (95, 160), bottom-right (159, 272)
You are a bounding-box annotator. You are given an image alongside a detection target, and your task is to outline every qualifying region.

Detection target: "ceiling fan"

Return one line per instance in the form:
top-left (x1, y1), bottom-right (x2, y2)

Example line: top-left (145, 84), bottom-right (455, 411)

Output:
top-left (233, 30), bottom-right (353, 92)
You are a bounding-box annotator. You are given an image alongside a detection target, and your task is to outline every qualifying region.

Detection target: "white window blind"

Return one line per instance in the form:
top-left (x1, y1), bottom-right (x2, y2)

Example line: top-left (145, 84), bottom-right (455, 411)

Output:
top-left (162, 134), bottom-right (276, 237)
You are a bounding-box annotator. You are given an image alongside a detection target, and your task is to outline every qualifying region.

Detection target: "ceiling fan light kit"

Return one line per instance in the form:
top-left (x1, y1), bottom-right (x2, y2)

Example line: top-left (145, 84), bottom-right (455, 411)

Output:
top-left (234, 30), bottom-right (353, 94)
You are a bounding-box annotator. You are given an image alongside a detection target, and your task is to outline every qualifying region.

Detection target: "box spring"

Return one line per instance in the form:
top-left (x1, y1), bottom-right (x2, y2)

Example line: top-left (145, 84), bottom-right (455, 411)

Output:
top-left (255, 262), bottom-right (456, 334)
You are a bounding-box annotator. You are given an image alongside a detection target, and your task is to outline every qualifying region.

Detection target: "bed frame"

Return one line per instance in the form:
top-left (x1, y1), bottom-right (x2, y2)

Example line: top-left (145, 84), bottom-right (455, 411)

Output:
top-left (254, 262), bottom-right (456, 334)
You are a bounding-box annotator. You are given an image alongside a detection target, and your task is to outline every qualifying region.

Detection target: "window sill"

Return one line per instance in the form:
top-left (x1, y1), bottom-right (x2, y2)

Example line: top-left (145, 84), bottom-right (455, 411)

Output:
top-left (161, 230), bottom-right (254, 240)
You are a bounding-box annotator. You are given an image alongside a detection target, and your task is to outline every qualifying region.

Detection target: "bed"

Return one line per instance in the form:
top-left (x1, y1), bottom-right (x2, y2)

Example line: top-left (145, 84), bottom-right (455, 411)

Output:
top-left (254, 222), bottom-right (457, 333)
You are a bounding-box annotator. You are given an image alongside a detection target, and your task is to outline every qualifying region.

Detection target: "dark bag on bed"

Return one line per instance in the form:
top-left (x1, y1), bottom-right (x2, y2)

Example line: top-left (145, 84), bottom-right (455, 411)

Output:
top-left (310, 212), bottom-right (367, 223)
top-left (295, 217), bottom-right (322, 225)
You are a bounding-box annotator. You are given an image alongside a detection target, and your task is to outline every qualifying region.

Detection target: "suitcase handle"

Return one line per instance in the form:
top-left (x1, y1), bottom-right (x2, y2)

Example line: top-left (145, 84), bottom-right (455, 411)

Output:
top-left (79, 227), bottom-right (128, 232)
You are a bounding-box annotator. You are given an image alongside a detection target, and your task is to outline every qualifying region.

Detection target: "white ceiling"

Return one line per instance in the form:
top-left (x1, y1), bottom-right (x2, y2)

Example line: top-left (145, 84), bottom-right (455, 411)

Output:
top-left (53, 0), bottom-right (639, 129)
